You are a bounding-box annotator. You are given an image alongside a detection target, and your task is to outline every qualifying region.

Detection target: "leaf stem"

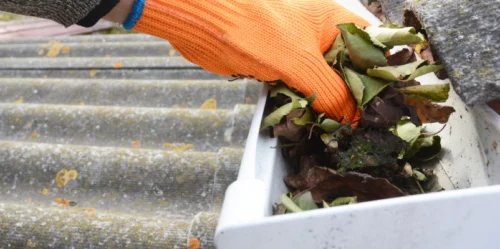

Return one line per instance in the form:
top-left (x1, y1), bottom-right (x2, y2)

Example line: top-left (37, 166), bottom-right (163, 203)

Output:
top-left (421, 124), bottom-right (446, 137)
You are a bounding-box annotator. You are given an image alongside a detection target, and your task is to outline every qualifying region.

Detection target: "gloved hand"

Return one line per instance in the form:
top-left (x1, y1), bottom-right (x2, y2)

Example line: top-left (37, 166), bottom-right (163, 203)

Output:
top-left (124, 0), bottom-right (369, 122)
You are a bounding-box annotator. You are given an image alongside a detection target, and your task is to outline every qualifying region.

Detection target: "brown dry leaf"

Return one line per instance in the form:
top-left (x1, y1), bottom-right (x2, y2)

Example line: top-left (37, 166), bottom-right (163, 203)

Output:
top-left (105, 54), bottom-right (111, 58)
top-left (284, 156), bottom-right (336, 190)
top-left (387, 48), bottom-right (416, 66)
top-left (31, 131), bottom-right (38, 138)
top-left (273, 109), bottom-right (308, 142)
top-left (311, 172), bottom-right (406, 203)
top-left (188, 238), bottom-right (201, 249)
top-left (245, 97), bottom-right (252, 104)
top-left (27, 197), bottom-right (32, 202)
top-left (37, 49), bottom-right (45, 56)
top-left (201, 99), bottom-right (217, 109)
top-left (132, 140), bottom-right (141, 148)
top-left (361, 87), bottom-right (421, 128)
top-left (42, 188), bottom-right (49, 196)
top-left (53, 197), bottom-right (70, 207)
top-left (406, 99), bottom-right (455, 124)
top-left (15, 97), bottom-right (24, 104)
top-left (168, 49), bottom-right (176, 56)
top-left (113, 63), bottom-right (123, 69)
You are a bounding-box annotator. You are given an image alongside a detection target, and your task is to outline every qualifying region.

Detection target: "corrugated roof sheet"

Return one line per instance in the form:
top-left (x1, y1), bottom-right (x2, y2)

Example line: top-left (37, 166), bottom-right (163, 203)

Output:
top-left (0, 33), bottom-right (262, 248)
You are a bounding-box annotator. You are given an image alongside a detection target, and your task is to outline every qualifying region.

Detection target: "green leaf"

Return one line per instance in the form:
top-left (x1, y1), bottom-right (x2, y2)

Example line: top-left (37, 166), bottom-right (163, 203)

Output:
top-left (413, 169), bottom-right (428, 181)
top-left (343, 68), bottom-right (365, 106)
top-left (367, 61), bottom-right (444, 82)
top-left (344, 67), bottom-right (391, 107)
top-left (324, 33), bottom-right (345, 66)
top-left (260, 98), bottom-right (307, 130)
top-left (398, 84), bottom-right (450, 102)
top-left (337, 23), bottom-right (387, 71)
top-left (321, 133), bottom-right (338, 152)
top-left (270, 86), bottom-right (300, 99)
top-left (330, 196), bottom-right (357, 206)
top-left (293, 191), bottom-right (318, 211)
top-left (322, 200), bottom-right (330, 208)
top-left (292, 107), bottom-right (315, 126)
top-left (414, 136), bottom-right (442, 161)
top-left (395, 119), bottom-right (422, 143)
top-left (364, 26), bottom-right (424, 47)
top-left (320, 119), bottom-right (341, 133)
top-left (304, 93), bottom-right (317, 104)
top-left (280, 194), bottom-right (302, 213)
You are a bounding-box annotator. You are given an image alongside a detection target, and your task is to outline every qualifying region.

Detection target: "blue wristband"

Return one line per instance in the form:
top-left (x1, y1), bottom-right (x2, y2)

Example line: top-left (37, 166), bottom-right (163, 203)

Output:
top-left (123, 0), bottom-right (146, 30)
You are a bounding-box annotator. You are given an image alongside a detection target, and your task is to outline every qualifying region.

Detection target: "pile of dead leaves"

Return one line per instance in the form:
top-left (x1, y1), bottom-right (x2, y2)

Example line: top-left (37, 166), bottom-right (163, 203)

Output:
top-left (262, 23), bottom-right (455, 214)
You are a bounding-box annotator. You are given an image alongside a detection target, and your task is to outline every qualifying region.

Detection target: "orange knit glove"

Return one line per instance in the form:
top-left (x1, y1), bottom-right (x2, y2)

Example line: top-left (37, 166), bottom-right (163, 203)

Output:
top-left (126, 0), bottom-right (369, 122)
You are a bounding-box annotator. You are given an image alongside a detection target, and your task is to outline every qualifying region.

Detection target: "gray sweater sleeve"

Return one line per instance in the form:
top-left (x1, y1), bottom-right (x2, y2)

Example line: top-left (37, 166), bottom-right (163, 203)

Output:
top-left (0, 0), bottom-right (102, 27)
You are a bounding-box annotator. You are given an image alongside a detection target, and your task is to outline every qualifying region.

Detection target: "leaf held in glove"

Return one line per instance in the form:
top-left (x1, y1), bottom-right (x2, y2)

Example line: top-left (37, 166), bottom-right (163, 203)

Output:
top-left (344, 67), bottom-right (391, 107)
top-left (337, 23), bottom-right (388, 71)
top-left (398, 83), bottom-right (450, 102)
top-left (320, 119), bottom-right (341, 133)
top-left (367, 61), bottom-right (444, 82)
top-left (364, 26), bottom-right (424, 48)
top-left (407, 99), bottom-right (455, 124)
top-left (261, 97), bottom-right (307, 130)
top-left (387, 48), bottom-right (417, 66)
top-left (324, 33), bottom-right (345, 66)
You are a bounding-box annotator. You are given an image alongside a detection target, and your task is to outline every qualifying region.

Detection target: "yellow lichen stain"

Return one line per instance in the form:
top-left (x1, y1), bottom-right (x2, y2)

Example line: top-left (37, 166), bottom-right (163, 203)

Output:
top-left (53, 198), bottom-right (70, 207)
top-left (43, 75), bottom-right (48, 78)
top-left (79, 101), bottom-right (85, 106)
top-left (493, 141), bottom-right (498, 150)
top-left (62, 46), bottom-right (71, 54)
top-left (42, 188), bottom-right (49, 196)
top-left (174, 144), bottom-right (194, 153)
top-left (15, 118), bottom-right (20, 124)
top-left (188, 238), bottom-right (200, 249)
top-left (200, 98), bottom-right (217, 109)
top-left (215, 196), bottom-right (223, 203)
top-left (15, 97), bottom-right (24, 104)
top-left (84, 208), bottom-right (96, 214)
top-left (37, 49), bottom-right (45, 56)
top-left (89, 69), bottom-right (97, 77)
top-left (27, 240), bottom-right (36, 248)
top-left (478, 68), bottom-right (495, 78)
top-left (159, 200), bottom-right (169, 206)
top-left (453, 71), bottom-right (463, 79)
top-left (113, 63), bottom-right (123, 69)
top-left (105, 54), bottom-right (111, 58)
top-left (132, 140), bottom-right (141, 148)
top-left (168, 49), bottom-right (176, 56)
top-left (56, 169), bottom-right (78, 188)
top-left (31, 131), bottom-right (38, 138)
top-left (45, 41), bottom-right (65, 57)
top-left (175, 175), bottom-right (185, 184)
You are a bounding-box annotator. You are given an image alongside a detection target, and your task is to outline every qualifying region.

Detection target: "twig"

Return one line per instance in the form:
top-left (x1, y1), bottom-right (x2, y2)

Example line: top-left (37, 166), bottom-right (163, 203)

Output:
top-left (414, 178), bottom-right (424, 194)
top-left (421, 124), bottom-right (447, 137)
